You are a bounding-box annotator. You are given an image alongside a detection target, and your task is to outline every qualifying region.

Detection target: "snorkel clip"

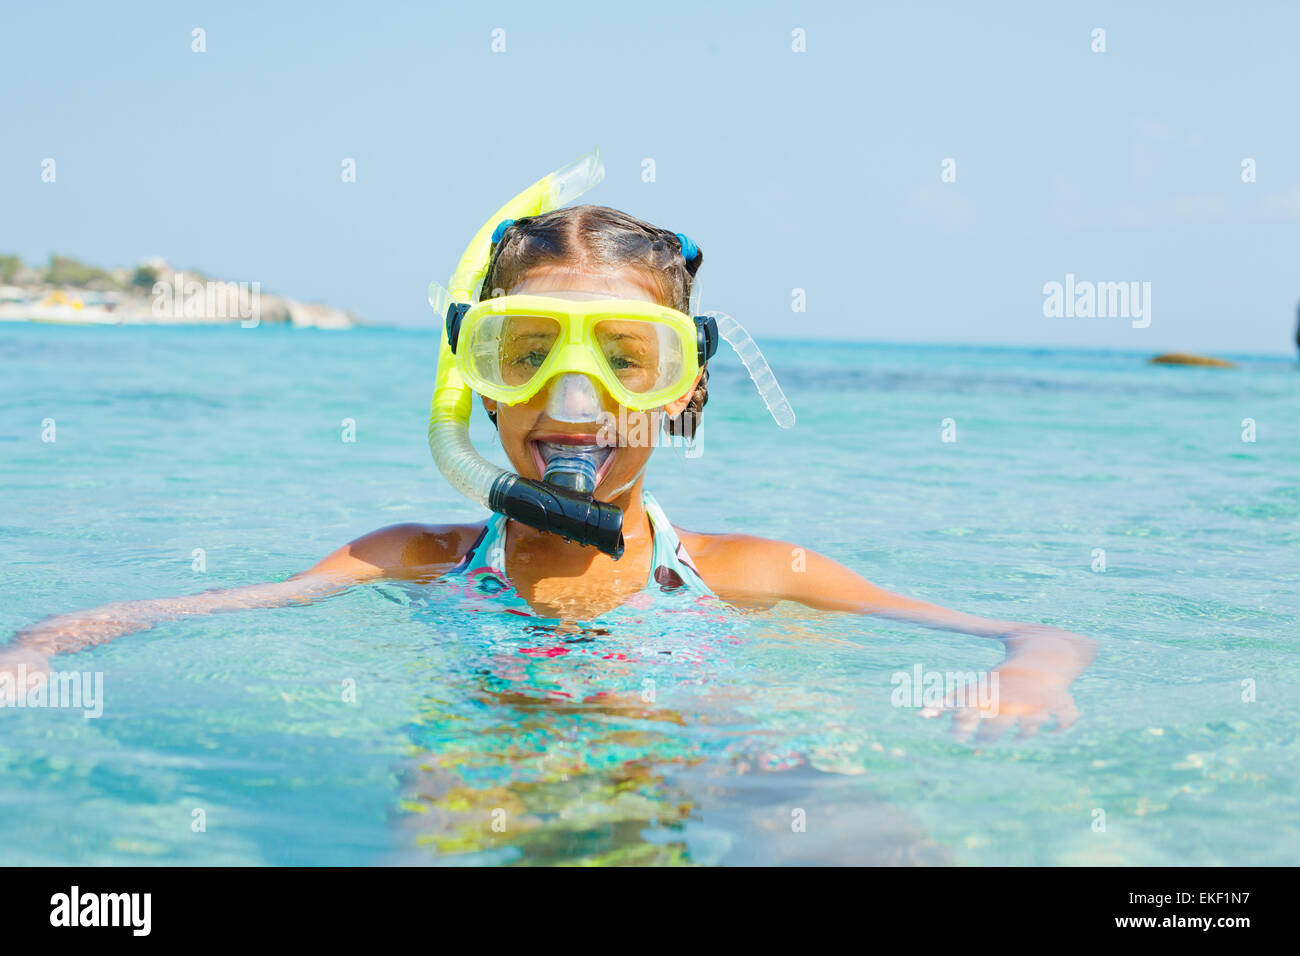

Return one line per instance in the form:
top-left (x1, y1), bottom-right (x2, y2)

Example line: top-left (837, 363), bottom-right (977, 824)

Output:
top-left (445, 302), bottom-right (471, 354)
top-left (695, 313), bottom-right (719, 366)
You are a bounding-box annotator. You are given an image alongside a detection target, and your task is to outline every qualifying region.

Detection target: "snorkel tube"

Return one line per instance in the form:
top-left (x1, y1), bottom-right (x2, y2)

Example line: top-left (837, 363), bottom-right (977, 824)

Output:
top-left (428, 151), bottom-right (627, 558)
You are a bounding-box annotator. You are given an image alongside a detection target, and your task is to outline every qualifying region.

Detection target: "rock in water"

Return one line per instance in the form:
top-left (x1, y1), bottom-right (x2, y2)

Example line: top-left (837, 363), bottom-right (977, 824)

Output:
top-left (1149, 352), bottom-right (1236, 368)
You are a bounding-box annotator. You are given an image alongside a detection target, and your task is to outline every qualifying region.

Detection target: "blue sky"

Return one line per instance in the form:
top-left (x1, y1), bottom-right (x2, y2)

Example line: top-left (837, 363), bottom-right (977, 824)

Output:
top-left (3, 0), bottom-right (1297, 353)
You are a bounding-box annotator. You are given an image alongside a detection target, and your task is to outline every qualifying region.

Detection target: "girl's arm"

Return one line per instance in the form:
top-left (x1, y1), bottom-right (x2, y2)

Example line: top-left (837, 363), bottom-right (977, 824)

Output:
top-left (1, 522), bottom-right (474, 673)
top-left (695, 534), bottom-right (1098, 739)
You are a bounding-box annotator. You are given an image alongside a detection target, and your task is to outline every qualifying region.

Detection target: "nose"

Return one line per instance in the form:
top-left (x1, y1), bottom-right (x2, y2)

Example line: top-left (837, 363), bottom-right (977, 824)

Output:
top-left (544, 373), bottom-right (604, 423)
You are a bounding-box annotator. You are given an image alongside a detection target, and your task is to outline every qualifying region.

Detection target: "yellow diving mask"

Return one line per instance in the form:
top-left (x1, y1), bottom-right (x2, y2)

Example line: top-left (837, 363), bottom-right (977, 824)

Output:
top-left (439, 292), bottom-right (719, 412)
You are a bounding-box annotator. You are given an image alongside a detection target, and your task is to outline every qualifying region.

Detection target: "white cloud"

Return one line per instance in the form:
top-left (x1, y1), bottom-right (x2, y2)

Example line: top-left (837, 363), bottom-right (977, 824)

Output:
top-left (1262, 185), bottom-right (1300, 219)
top-left (899, 184), bottom-right (975, 232)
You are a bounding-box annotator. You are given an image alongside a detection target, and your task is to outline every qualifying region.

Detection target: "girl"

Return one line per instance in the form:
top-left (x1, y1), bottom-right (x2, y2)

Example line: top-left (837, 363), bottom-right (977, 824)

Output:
top-left (2, 177), bottom-right (1095, 743)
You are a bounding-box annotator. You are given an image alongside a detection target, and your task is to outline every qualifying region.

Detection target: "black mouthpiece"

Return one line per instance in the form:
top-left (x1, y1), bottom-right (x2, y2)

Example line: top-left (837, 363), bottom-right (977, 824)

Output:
top-left (488, 475), bottom-right (625, 559)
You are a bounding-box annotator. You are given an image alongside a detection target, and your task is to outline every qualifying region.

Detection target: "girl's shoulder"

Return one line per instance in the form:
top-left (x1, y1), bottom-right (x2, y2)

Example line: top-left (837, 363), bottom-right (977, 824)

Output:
top-left (308, 520), bottom-right (488, 579)
top-left (675, 528), bottom-right (800, 607)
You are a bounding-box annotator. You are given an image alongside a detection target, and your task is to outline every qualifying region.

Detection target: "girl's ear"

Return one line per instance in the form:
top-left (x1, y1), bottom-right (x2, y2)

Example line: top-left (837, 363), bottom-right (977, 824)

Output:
top-left (480, 395), bottom-right (499, 428)
top-left (664, 368), bottom-right (705, 418)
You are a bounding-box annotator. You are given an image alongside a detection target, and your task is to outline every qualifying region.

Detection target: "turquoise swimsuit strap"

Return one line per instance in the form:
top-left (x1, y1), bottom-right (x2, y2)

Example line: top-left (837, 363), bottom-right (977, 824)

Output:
top-left (641, 490), bottom-right (714, 596)
top-left (449, 488), bottom-right (715, 598)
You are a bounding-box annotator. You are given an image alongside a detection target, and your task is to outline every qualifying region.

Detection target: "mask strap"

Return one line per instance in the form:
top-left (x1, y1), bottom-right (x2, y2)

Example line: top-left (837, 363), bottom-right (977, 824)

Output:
top-left (707, 311), bottom-right (796, 429)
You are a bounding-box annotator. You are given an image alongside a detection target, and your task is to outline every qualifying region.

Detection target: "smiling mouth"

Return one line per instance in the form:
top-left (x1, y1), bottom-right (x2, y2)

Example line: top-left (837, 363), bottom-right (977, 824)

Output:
top-left (531, 440), bottom-right (617, 488)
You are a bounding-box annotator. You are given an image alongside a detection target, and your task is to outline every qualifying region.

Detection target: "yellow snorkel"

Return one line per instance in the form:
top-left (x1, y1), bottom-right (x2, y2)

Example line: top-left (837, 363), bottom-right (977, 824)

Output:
top-left (427, 150), bottom-right (626, 556)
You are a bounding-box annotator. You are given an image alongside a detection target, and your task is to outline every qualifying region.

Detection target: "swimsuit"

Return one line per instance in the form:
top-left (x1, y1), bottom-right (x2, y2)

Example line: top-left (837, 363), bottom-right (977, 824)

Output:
top-left (437, 488), bottom-right (731, 624)
top-left (412, 488), bottom-right (757, 807)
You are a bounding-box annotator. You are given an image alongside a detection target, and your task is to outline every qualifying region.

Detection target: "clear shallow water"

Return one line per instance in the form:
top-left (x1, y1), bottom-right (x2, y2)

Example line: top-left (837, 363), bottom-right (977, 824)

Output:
top-left (1, 324), bottom-right (1297, 865)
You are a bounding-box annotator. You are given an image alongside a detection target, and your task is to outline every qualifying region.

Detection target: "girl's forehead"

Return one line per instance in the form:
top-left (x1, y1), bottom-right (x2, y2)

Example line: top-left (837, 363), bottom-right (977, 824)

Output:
top-left (508, 265), bottom-right (662, 303)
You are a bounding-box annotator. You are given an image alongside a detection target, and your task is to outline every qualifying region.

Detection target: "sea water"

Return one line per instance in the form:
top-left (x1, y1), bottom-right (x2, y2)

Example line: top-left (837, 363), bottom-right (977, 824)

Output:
top-left (1, 324), bottom-right (1296, 865)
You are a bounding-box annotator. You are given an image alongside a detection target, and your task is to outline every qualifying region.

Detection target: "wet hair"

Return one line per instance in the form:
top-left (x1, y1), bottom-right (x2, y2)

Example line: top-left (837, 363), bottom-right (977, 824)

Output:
top-left (481, 205), bottom-right (708, 439)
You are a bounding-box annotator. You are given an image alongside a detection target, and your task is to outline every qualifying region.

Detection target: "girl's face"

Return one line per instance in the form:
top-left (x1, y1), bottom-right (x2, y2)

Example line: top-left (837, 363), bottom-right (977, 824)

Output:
top-left (480, 264), bottom-right (701, 501)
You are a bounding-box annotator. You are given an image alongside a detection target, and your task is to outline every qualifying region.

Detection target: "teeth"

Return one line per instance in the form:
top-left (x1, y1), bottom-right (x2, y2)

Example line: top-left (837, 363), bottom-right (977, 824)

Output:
top-left (541, 442), bottom-right (604, 458)
top-left (537, 443), bottom-right (613, 474)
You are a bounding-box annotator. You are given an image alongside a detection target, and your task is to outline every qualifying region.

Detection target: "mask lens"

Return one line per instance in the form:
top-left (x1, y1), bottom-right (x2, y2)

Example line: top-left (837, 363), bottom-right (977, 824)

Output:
top-left (593, 318), bottom-right (684, 396)
top-left (467, 313), bottom-right (561, 391)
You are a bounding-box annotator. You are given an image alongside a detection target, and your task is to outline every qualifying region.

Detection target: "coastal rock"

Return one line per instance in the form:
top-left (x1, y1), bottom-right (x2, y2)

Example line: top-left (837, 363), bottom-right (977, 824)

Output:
top-left (1149, 353), bottom-right (1236, 368)
top-left (284, 299), bottom-right (355, 330)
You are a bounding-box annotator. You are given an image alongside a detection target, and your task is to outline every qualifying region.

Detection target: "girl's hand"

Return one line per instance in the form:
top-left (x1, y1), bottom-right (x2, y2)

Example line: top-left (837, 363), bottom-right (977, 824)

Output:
top-left (924, 662), bottom-right (1080, 742)
top-left (922, 624), bottom-right (1094, 742)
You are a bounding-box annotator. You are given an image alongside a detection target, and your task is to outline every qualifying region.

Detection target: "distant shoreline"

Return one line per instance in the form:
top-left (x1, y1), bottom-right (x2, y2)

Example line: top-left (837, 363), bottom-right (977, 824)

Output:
top-left (0, 254), bottom-right (361, 329)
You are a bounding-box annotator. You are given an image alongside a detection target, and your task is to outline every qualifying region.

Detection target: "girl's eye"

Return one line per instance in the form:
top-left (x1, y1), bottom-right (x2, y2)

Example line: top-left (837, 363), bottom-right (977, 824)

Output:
top-left (605, 351), bottom-right (643, 371)
top-left (513, 351), bottom-right (548, 368)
